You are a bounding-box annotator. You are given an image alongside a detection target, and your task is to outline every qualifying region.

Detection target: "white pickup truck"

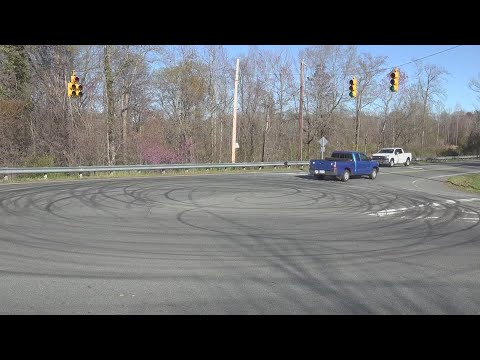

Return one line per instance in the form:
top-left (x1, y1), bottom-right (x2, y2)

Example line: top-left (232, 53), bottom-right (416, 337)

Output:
top-left (372, 147), bottom-right (412, 167)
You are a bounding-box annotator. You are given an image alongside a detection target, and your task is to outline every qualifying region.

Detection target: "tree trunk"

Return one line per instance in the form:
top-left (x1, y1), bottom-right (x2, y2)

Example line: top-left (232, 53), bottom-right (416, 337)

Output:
top-left (421, 77), bottom-right (431, 156)
top-left (392, 114), bottom-right (396, 147)
top-left (456, 116), bottom-right (459, 146)
top-left (219, 119), bottom-right (223, 163)
top-left (261, 110), bottom-right (269, 162)
top-left (354, 98), bottom-right (360, 151)
top-left (104, 45), bottom-right (116, 165)
top-left (121, 89), bottom-right (129, 163)
top-left (437, 120), bottom-right (440, 145)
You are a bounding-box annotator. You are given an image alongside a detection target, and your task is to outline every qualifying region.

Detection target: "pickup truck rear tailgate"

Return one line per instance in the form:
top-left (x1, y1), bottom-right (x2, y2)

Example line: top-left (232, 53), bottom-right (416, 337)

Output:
top-left (309, 160), bottom-right (336, 175)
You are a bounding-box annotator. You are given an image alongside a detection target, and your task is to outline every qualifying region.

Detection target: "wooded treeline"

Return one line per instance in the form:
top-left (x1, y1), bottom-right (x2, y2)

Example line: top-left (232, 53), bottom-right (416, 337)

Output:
top-left (1, 45), bottom-right (479, 167)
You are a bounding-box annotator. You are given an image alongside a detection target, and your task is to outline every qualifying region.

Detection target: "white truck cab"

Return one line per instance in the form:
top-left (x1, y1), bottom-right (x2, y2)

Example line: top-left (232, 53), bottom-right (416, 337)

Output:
top-left (372, 147), bottom-right (412, 167)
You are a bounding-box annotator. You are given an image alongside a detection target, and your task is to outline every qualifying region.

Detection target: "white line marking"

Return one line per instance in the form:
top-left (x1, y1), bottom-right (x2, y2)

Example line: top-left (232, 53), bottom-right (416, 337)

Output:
top-left (412, 170), bottom-right (480, 189)
top-left (384, 166), bottom-right (476, 175)
top-left (462, 211), bottom-right (477, 214)
top-left (370, 208), bottom-right (410, 217)
top-left (373, 209), bottom-right (415, 216)
top-left (445, 200), bottom-right (456, 204)
top-left (458, 217), bottom-right (479, 220)
top-left (366, 202), bottom-right (435, 216)
top-left (458, 198), bottom-right (480, 202)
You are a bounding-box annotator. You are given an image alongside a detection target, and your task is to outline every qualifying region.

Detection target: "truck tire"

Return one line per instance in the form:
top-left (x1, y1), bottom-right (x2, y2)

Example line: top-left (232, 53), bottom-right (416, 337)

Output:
top-left (389, 159), bottom-right (394, 167)
top-left (340, 170), bottom-right (350, 182)
top-left (404, 158), bottom-right (410, 166)
top-left (369, 168), bottom-right (378, 179)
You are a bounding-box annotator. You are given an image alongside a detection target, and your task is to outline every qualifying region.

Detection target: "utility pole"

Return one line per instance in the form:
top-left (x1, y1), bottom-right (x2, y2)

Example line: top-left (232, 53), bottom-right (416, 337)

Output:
top-left (232, 59), bottom-right (240, 163)
top-left (299, 59), bottom-right (304, 161)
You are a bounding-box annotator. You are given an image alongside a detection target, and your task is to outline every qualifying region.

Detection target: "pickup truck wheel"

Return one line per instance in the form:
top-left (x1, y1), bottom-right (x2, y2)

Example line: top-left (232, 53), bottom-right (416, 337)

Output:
top-left (404, 158), bottom-right (410, 166)
top-left (341, 170), bottom-right (350, 182)
top-left (389, 159), bottom-right (394, 167)
top-left (369, 168), bottom-right (378, 179)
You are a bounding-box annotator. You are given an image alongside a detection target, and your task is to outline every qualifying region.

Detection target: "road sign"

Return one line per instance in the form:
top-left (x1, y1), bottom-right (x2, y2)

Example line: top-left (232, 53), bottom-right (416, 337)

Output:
top-left (319, 137), bottom-right (328, 146)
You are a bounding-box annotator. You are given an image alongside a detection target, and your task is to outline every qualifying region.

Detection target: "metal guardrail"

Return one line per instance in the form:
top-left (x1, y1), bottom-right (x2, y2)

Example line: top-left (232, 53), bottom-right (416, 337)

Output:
top-left (1, 155), bottom-right (479, 180)
top-left (0, 161), bottom-right (310, 179)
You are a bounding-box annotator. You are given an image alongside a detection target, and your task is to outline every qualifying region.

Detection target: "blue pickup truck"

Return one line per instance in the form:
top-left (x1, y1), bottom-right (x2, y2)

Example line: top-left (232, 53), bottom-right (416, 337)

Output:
top-left (309, 150), bottom-right (379, 182)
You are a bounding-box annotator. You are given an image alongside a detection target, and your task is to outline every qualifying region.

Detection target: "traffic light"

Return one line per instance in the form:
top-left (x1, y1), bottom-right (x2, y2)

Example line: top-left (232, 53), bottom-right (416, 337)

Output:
top-left (349, 77), bottom-right (357, 98)
top-left (390, 68), bottom-right (399, 92)
top-left (67, 71), bottom-right (83, 98)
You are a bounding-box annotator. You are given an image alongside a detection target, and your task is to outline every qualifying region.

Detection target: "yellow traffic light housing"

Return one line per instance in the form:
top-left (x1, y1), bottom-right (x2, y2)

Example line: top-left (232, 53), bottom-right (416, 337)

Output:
top-left (349, 77), bottom-right (357, 98)
top-left (390, 68), bottom-right (399, 92)
top-left (67, 71), bottom-right (83, 97)
top-left (68, 82), bottom-right (76, 97)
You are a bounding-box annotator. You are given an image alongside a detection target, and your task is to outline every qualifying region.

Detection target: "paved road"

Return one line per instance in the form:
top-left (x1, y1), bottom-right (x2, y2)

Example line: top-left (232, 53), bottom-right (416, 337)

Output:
top-left (1, 162), bottom-right (480, 314)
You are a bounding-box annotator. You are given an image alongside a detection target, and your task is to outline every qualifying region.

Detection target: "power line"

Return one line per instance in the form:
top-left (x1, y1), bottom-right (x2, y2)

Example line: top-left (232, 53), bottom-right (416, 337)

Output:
top-left (394, 45), bottom-right (462, 69)
top-left (348, 45), bottom-right (463, 77)
top-left (28, 45), bottom-right (464, 79)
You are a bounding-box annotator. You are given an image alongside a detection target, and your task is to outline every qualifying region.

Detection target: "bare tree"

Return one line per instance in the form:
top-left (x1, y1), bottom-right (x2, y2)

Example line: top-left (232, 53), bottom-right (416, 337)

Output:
top-left (388, 84), bottom-right (419, 149)
top-left (0, 45), bottom-right (474, 167)
top-left (377, 88), bottom-right (394, 149)
top-left (301, 45), bottom-right (356, 157)
top-left (469, 73), bottom-right (480, 102)
top-left (353, 53), bottom-right (387, 151)
top-left (415, 62), bottom-right (449, 155)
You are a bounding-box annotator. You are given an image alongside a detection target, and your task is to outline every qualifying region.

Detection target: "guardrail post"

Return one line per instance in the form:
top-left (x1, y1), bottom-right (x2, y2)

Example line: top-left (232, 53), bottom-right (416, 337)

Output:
top-left (79, 172), bottom-right (83, 178)
top-left (43, 173), bottom-right (48, 179)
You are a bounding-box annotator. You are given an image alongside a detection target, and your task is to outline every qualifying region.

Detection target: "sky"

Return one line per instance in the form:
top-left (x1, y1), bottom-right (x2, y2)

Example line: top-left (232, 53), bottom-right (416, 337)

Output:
top-left (223, 45), bottom-right (480, 112)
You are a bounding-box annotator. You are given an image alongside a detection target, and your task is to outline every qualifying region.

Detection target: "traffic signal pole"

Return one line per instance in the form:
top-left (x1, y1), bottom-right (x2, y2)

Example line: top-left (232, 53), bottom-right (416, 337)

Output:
top-left (232, 59), bottom-right (239, 163)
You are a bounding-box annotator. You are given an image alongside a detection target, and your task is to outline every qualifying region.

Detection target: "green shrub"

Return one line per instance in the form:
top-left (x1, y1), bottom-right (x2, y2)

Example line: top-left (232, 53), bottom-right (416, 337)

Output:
top-left (16, 154), bottom-right (56, 179)
top-left (438, 148), bottom-right (460, 157)
top-left (23, 154), bottom-right (55, 167)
